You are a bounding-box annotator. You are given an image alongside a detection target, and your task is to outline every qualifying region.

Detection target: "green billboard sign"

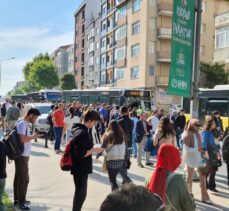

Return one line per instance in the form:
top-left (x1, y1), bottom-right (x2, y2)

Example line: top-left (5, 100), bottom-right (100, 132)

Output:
top-left (168, 0), bottom-right (195, 97)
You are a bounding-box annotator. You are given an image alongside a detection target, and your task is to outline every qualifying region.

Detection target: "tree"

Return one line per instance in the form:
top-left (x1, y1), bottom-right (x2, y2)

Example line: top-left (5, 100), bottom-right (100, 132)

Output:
top-left (60, 73), bottom-right (76, 90)
top-left (200, 62), bottom-right (229, 88)
top-left (29, 60), bottom-right (59, 89)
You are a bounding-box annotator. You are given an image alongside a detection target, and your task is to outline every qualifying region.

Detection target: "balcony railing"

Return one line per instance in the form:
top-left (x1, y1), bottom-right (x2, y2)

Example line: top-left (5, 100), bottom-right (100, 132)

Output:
top-left (158, 3), bottom-right (173, 16)
top-left (157, 27), bottom-right (172, 39)
top-left (157, 51), bottom-right (171, 63)
top-left (156, 76), bottom-right (169, 86)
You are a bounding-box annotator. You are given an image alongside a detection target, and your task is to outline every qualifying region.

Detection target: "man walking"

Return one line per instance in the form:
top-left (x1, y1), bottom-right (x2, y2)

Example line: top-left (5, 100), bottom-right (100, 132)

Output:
top-left (14, 108), bottom-right (41, 210)
top-left (174, 108), bottom-right (186, 148)
top-left (52, 103), bottom-right (65, 154)
top-left (136, 112), bottom-right (153, 168)
top-left (118, 106), bottom-right (133, 184)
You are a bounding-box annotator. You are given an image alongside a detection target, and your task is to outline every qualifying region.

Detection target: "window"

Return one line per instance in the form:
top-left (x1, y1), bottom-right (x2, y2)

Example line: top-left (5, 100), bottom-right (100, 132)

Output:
top-left (202, 1), bottom-right (206, 12)
top-left (148, 41), bottom-right (155, 54)
top-left (82, 25), bottom-right (85, 34)
top-left (133, 0), bottom-right (141, 13)
top-left (149, 0), bottom-right (156, 6)
top-left (149, 17), bottom-right (156, 31)
top-left (96, 57), bottom-right (99, 64)
top-left (116, 5), bottom-right (127, 22)
top-left (89, 42), bottom-right (94, 52)
top-left (95, 42), bottom-right (99, 50)
top-left (101, 54), bottom-right (106, 68)
top-left (131, 66), bottom-right (139, 79)
top-left (132, 21), bottom-right (140, 35)
top-left (201, 24), bottom-right (206, 34)
top-left (81, 53), bottom-right (84, 62)
top-left (102, 4), bottom-right (107, 16)
top-left (101, 71), bottom-right (106, 83)
top-left (115, 68), bottom-right (125, 80)
top-left (89, 28), bottom-right (94, 38)
top-left (96, 27), bottom-right (100, 35)
top-left (115, 25), bottom-right (127, 40)
top-left (215, 26), bottom-right (229, 49)
top-left (115, 47), bottom-right (126, 60)
top-left (82, 39), bottom-right (85, 48)
top-left (89, 56), bottom-right (94, 66)
top-left (131, 44), bottom-right (140, 57)
top-left (149, 66), bottom-right (155, 76)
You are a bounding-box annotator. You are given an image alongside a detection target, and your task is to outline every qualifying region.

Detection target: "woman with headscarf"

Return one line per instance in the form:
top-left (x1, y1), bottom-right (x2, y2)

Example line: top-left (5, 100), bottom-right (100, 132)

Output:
top-left (147, 144), bottom-right (195, 211)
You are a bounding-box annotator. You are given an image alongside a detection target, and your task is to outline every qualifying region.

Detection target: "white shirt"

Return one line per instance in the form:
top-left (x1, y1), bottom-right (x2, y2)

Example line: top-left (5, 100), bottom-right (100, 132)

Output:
top-left (64, 115), bottom-right (80, 131)
top-left (148, 115), bottom-right (160, 133)
top-left (17, 120), bottom-right (32, 157)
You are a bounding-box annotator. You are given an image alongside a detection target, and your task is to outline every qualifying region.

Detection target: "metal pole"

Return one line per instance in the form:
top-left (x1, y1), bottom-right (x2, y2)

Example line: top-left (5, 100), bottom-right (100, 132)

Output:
top-left (190, 0), bottom-right (202, 119)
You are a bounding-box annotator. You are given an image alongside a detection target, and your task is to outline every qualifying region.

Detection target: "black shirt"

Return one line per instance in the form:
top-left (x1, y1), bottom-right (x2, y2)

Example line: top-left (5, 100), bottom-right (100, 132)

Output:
top-left (70, 124), bottom-right (93, 175)
top-left (0, 141), bottom-right (7, 179)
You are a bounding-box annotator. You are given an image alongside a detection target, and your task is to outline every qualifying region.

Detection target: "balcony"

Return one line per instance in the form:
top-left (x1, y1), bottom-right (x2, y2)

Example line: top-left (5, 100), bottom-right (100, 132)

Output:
top-left (157, 27), bottom-right (172, 39)
top-left (158, 3), bottom-right (173, 16)
top-left (157, 51), bottom-right (171, 63)
top-left (117, 16), bottom-right (127, 26)
top-left (116, 37), bottom-right (127, 48)
top-left (156, 76), bottom-right (169, 86)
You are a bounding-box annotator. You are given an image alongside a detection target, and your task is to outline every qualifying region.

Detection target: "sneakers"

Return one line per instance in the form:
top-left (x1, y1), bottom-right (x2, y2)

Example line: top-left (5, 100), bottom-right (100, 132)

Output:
top-left (138, 163), bottom-right (144, 168)
top-left (145, 162), bottom-right (154, 166)
top-left (14, 200), bottom-right (31, 206)
top-left (19, 202), bottom-right (30, 210)
top-left (202, 199), bottom-right (213, 205)
top-left (209, 188), bottom-right (219, 193)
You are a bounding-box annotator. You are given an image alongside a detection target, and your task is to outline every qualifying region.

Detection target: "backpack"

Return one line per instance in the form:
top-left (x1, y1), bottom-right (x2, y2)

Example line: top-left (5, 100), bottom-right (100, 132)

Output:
top-left (3, 125), bottom-right (24, 161)
top-left (10, 107), bottom-right (20, 121)
top-left (60, 139), bottom-right (75, 171)
top-left (47, 113), bottom-right (53, 125)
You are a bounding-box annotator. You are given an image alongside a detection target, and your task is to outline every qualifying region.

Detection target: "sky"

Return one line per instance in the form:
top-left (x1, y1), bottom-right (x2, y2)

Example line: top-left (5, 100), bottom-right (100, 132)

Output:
top-left (0, 0), bottom-right (81, 96)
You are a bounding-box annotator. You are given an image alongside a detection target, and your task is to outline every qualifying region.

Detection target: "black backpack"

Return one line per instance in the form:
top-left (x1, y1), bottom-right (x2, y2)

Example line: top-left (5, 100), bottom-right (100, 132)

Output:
top-left (3, 125), bottom-right (24, 161)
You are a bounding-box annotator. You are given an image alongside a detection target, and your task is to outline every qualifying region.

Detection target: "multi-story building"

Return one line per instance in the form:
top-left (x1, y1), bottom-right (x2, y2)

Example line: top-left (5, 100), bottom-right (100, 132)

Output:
top-left (67, 45), bottom-right (74, 74)
top-left (74, 0), bottom-right (101, 89)
top-left (50, 44), bottom-right (73, 76)
top-left (214, 11), bottom-right (229, 76)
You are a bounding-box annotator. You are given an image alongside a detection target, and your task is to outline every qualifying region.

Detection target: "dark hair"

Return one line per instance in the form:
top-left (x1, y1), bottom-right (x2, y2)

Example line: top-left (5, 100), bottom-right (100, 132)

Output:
top-left (82, 109), bottom-right (101, 122)
top-left (17, 102), bottom-right (22, 110)
top-left (69, 107), bottom-right (75, 119)
top-left (51, 105), bottom-right (55, 110)
top-left (158, 116), bottom-right (175, 137)
top-left (213, 110), bottom-right (220, 115)
top-left (120, 106), bottom-right (128, 114)
top-left (99, 184), bottom-right (164, 211)
top-left (115, 105), bottom-right (120, 110)
top-left (102, 120), bottom-right (125, 145)
top-left (26, 108), bottom-right (41, 116)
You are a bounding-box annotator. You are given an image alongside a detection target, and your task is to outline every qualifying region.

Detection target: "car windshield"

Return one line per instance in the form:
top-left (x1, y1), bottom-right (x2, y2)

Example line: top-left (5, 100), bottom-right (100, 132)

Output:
top-left (35, 106), bottom-right (51, 114)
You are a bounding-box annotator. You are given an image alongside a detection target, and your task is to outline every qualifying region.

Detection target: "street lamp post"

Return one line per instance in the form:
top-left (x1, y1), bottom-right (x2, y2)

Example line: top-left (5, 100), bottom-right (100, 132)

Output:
top-left (0, 57), bottom-right (15, 87)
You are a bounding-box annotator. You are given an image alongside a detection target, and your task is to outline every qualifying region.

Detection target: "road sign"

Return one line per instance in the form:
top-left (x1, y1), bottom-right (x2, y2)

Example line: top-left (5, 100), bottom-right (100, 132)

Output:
top-left (168, 0), bottom-right (195, 97)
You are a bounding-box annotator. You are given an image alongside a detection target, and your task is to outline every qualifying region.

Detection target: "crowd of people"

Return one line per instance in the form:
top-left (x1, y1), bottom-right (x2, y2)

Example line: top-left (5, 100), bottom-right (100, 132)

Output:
top-left (0, 99), bottom-right (229, 211)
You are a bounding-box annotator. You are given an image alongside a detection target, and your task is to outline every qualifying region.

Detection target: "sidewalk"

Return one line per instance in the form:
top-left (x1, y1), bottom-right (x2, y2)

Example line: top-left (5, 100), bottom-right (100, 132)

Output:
top-left (5, 140), bottom-right (229, 211)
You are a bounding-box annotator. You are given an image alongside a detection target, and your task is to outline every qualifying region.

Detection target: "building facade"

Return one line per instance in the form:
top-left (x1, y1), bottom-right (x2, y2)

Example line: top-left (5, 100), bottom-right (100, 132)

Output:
top-left (50, 44), bottom-right (73, 76)
top-left (74, 0), bottom-right (101, 89)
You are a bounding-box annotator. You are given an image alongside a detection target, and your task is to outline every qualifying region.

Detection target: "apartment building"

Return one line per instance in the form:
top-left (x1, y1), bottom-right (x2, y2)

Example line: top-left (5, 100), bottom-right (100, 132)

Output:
top-left (50, 44), bottom-right (73, 76)
top-left (67, 45), bottom-right (74, 74)
top-left (74, 0), bottom-right (101, 89)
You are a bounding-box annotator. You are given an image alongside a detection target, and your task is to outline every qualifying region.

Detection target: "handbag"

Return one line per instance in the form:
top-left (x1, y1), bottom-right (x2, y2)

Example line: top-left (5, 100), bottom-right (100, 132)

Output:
top-left (101, 143), bottom-right (113, 172)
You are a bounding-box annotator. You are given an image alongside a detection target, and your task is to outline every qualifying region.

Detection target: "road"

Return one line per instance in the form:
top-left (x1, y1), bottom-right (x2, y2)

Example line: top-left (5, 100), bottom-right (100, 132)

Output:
top-left (4, 139), bottom-right (229, 211)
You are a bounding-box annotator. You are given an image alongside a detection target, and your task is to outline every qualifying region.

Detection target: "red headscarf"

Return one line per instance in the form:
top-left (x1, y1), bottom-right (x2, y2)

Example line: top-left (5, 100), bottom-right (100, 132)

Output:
top-left (148, 144), bottom-right (181, 203)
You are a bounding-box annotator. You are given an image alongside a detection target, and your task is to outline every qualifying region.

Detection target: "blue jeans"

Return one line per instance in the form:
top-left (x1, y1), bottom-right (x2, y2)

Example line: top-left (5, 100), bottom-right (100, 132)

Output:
top-left (0, 179), bottom-right (6, 211)
top-left (54, 127), bottom-right (63, 150)
top-left (132, 132), bottom-right (137, 155)
top-left (175, 128), bottom-right (183, 148)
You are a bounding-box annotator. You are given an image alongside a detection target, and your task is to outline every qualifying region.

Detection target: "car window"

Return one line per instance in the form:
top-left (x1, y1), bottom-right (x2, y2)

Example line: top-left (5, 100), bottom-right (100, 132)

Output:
top-left (35, 106), bottom-right (51, 114)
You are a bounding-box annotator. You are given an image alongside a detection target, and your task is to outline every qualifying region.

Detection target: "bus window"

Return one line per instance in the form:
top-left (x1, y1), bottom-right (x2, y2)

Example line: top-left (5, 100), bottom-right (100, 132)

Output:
top-left (81, 96), bottom-right (89, 105)
top-left (206, 101), bottom-right (228, 117)
top-left (110, 97), bottom-right (121, 106)
top-left (100, 96), bottom-right (110, 104)
top-left (89, 96), bottom-right (100, 104)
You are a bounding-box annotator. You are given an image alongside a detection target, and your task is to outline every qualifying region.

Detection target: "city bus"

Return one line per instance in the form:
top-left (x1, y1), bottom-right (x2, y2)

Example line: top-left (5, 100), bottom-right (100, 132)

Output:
top-left (11, 94), bottom-right (28, 102)
top-left (27, 89), bottom-right (62, 102)
top-left (62, 88), bottom-right (151, 111)
top-left (183, 85), bottom-right (229, 130)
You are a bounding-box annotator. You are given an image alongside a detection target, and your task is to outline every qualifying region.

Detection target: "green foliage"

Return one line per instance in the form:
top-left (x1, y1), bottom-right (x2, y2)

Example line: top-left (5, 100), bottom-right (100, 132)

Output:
top-left (29, 60), bottom-right (59, 89)
top-left (3, 192), bottom-right (14, 211)
top-left (200, 62), bottom-right (229, 88)
top-left (22, 52), bottom-right (59, 90)
top-left (60, 73), bottom-right (76, 90)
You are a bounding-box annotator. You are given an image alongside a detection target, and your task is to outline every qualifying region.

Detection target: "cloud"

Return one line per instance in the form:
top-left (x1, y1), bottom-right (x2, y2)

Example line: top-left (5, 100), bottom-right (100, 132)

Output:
top-left (0, 26), bottom-right (74, 95)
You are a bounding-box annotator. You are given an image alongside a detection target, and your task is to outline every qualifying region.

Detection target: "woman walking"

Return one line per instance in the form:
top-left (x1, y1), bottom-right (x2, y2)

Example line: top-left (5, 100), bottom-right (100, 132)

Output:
top-left (182, 119), bottom-right (212, 204)
top-left (98, 120), bottom-right (126, 191)
top-left (62, 107), bottom-right (80, 144)
top-left (202, 116), bottom-right (221, 194)
top-left (153, 117), bottom-right (176, 147)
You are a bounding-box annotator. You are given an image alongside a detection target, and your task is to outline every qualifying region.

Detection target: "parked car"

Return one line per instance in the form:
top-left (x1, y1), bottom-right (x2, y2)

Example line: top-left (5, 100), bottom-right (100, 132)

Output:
top-left (24, 103), bottom-right (52, 133)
